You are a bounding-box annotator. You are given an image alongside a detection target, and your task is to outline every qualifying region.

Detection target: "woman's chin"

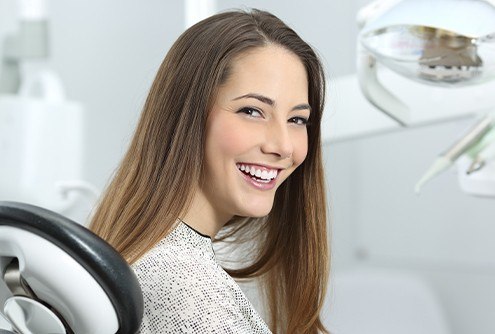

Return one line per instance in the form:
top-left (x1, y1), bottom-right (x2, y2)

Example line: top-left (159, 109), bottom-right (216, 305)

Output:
top-left (245, 206), bottom-right (272, 218)
top-left (237, 202), bottom-right (273, 218)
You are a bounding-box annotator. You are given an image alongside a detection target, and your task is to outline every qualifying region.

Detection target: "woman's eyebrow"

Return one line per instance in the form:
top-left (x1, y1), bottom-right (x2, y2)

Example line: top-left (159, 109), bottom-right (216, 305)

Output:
top-left (233, 93), bottom-right (274, 106)
top-left (233, 93), bottom-right (311, 112)
top-left (292, 103), bottom-right (311, 112)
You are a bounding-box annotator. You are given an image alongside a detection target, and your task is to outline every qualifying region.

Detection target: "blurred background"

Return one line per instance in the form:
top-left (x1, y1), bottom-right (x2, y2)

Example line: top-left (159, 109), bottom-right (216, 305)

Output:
top-left (1, 0), bottom-right (494, 333)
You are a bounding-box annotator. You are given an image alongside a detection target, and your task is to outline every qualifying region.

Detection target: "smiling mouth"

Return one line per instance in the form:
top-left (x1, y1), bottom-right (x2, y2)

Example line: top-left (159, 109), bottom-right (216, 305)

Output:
top-left (236, 163), bottom-right (279, 183)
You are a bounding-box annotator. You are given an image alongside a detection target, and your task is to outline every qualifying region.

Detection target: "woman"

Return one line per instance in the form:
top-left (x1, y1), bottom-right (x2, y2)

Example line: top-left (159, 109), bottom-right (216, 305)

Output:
top-left (90, 8), bottom-right (329, 334)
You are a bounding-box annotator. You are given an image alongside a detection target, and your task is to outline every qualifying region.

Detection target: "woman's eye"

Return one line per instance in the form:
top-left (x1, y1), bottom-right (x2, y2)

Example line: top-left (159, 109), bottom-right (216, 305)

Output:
top-left (289, 117), bottom-right (309, 126)
top-left (238, 107), bottom-right (263, 118)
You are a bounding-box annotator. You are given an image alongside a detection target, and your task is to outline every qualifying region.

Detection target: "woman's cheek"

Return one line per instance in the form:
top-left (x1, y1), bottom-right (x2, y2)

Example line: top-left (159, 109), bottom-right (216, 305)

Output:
top-left (293, 130), bottom-right (309, 167)
top-left (211, 118), bottom-right (258, 154)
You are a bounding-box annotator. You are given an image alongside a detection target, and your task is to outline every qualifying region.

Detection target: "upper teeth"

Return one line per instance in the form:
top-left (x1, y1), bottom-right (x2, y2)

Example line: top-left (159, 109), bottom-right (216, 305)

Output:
top-left (236, 164), bottom-right (278, 180)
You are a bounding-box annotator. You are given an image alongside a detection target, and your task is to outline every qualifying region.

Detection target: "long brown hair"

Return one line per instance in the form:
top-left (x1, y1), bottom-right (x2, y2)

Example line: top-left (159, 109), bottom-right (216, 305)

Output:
top-left (90, 9), bottom-right (329, 334)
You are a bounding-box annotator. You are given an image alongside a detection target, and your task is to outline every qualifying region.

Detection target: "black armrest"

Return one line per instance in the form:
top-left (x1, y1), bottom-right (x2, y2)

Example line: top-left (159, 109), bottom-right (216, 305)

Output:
top-left (0, 201), bottom-right (143, 334)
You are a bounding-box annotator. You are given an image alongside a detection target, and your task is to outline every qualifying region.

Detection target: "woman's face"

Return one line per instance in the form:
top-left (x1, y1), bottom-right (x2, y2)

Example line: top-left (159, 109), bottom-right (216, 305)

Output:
top-left (201, 45), bottom-right (310, 221)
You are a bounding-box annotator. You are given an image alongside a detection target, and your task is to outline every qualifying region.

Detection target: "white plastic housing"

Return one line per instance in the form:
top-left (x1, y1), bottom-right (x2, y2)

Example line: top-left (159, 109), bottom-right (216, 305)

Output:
top-left (4, 296), bottom-right (66, 333)
top-left (0, 226), bottom-right (119, 333)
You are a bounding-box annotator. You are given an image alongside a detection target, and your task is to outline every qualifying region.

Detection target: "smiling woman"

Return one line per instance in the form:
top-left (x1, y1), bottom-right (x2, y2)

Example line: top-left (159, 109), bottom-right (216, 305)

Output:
top-left (188, 46), bottom-right (311, 231)
top-left (89, 8), bottom-right (329, 334)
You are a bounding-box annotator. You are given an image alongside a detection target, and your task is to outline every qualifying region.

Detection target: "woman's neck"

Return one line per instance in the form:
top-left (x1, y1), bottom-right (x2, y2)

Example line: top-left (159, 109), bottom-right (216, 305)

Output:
top-left (181, 188), bottom-right (232, 238)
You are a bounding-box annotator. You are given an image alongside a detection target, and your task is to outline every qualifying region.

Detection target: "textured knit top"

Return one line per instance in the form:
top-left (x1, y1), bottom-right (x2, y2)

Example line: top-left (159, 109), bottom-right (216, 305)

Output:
top-left (132, 220), bottom-right (272, 333)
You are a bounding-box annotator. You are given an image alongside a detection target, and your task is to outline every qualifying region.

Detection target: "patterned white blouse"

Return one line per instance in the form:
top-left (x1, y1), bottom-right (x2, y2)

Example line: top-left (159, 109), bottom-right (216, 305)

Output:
top-left (132, 220), bottom-right (272, 333)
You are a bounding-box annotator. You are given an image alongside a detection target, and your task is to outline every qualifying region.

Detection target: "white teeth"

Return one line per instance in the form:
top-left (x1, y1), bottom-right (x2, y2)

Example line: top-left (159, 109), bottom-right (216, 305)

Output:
top-left (236, 164), bottom-right (278, 180)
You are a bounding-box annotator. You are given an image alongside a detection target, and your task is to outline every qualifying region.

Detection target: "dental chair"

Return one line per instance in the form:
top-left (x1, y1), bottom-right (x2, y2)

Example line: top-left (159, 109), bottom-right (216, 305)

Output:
top-left (0, 201), bottom-right (143, 333)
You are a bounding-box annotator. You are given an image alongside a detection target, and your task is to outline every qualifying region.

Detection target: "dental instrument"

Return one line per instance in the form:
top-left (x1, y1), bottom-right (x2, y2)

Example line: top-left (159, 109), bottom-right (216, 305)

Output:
top-left (466, 137), bottom-right (495, 174)
top-left (464, 121), bottom-right (495, 159)
top-left (414, 114), bottom-right (493, 194)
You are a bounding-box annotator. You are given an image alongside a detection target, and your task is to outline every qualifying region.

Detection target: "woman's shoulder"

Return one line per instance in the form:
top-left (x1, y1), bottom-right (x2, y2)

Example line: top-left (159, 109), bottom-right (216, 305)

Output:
top-left (132, 229), bottom-right (215, 279)
top-left (131, 223), bottom-right (272, 334)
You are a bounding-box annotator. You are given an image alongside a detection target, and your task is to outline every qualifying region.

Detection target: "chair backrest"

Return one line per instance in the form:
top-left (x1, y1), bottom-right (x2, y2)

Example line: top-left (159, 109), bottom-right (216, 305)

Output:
top-left (0, 201), bottom-right (143, 334)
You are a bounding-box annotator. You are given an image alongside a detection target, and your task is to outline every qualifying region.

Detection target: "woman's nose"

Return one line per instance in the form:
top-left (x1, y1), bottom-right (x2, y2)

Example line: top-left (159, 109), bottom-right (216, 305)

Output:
top-left (261, 122), bottom-right (294, 159)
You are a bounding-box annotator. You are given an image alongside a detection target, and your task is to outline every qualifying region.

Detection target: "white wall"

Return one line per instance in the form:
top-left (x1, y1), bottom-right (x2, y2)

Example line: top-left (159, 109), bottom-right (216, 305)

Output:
top-left (1, 1), bottom-right (494, 333)
top-left (324, 118), bottom-right (495, 334)
top-left (47, 0), bottom-right (186, 189)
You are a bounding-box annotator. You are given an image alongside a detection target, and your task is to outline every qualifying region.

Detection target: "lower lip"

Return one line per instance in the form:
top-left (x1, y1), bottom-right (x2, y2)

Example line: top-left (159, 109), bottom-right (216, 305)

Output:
top-left (238, 169), bottom-right (277, 190)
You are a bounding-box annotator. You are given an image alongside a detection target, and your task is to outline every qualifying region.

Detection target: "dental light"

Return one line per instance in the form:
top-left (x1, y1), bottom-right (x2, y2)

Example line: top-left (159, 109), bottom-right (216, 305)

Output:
top-left (357, 0), bottom-right (495, 126)
top-left (357, 0), bottom-right (495, 196)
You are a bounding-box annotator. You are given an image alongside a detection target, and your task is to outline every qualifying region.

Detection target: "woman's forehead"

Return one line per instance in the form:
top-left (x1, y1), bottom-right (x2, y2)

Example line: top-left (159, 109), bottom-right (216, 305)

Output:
top-left (217, 45), bottom-right (309, 104)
